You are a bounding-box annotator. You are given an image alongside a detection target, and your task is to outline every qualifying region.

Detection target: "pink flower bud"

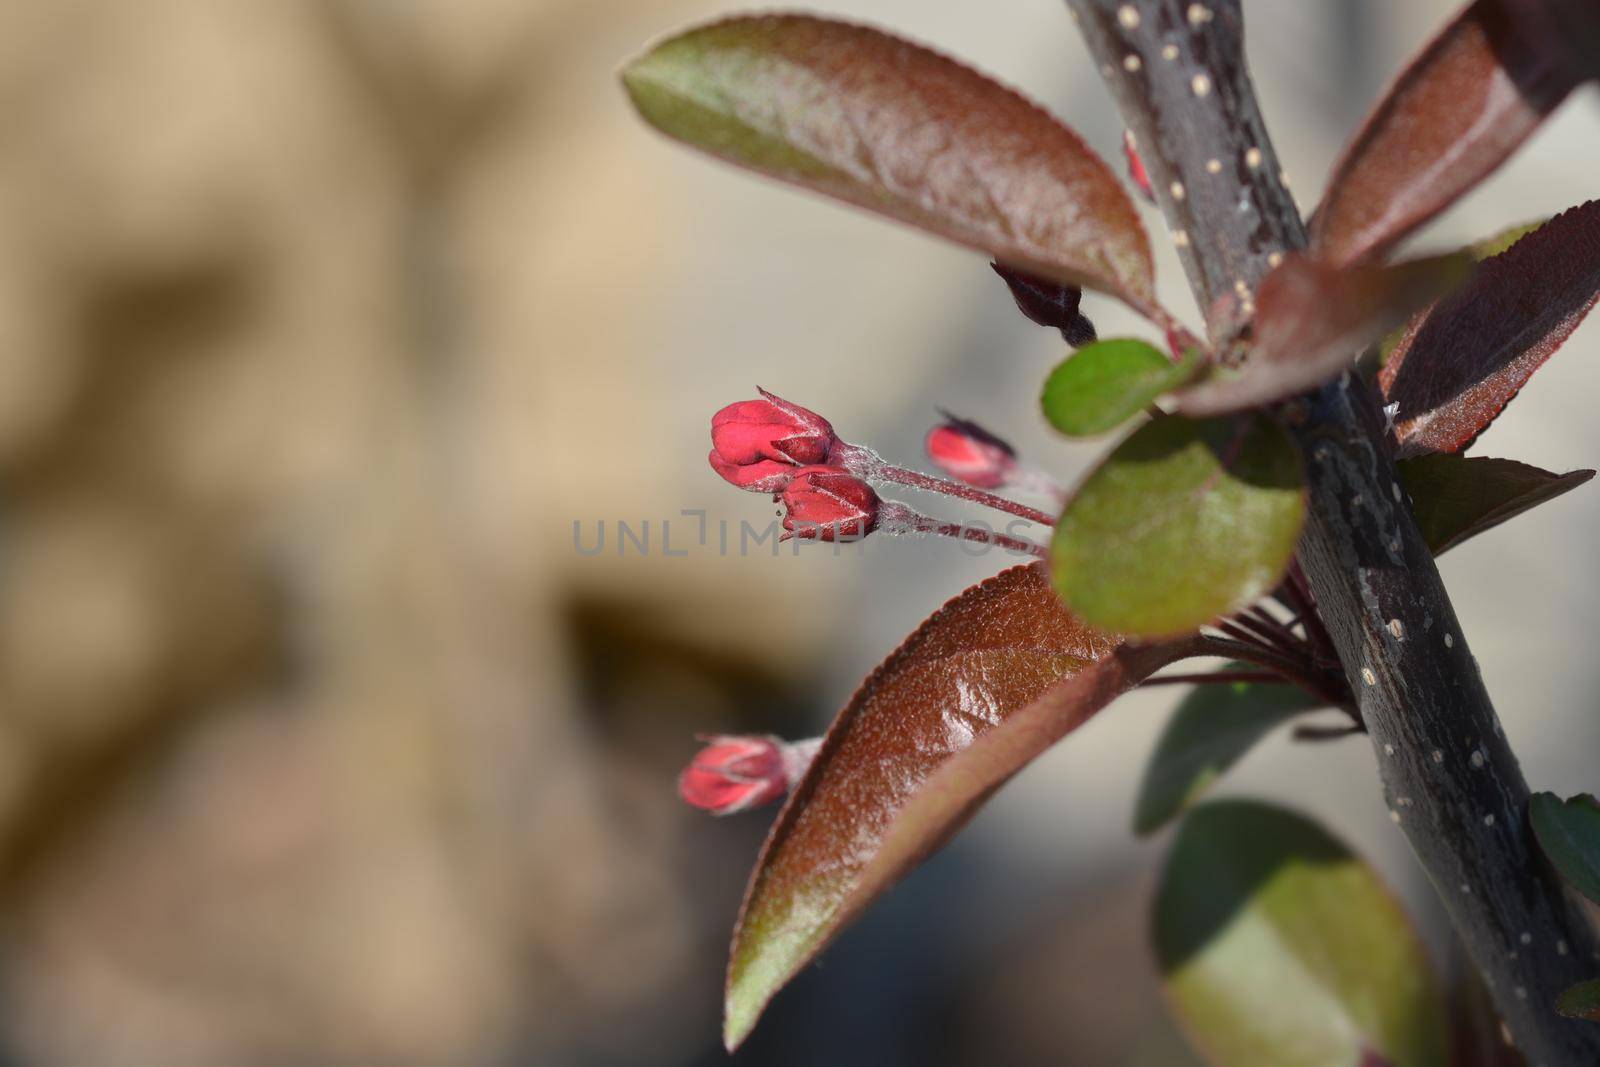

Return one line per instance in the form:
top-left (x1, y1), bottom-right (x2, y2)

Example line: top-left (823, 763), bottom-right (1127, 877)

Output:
top-left (925, 414), bottom-right (1017, 489)
top-left (991, 262), bottom-right (1097, 348)
top-left (709, 388), bottom-right (836, 491)
top-left (1123, 129), bottom-right (1155, 204)
top-left (780, 467), bottom-right (879, 541)
top-left (678, 734), bottom-right (820, 815)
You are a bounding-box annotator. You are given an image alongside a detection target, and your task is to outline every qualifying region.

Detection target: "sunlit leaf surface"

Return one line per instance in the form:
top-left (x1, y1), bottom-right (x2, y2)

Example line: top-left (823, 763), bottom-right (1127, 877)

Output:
top-left (725, 564), bottom-right (1190, 1049)
top-left (623, 14), bottom-right (1156, 313)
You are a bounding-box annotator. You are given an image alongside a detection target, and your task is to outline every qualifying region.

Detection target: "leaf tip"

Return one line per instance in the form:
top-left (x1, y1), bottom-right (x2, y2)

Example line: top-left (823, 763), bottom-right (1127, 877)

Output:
top-left (723, 958), bottom-right (781, 1053)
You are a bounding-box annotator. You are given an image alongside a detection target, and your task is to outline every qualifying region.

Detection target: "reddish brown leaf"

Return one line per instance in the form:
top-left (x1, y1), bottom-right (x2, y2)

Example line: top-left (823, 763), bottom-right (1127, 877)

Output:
top-left (622, 15), bottom-right (1157, 316)
top-left (1176, 253), bottom-right (1466, 417)
top-left (1311, 0), bottom-right (1578, 267)
top-left (1381, 200), bottom-right (1600, 455)
top-left (723, 563), bottom-right (1192, 1049)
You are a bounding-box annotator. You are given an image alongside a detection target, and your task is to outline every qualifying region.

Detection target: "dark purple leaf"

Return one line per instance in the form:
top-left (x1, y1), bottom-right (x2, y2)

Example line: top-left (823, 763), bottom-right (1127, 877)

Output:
top-left (1176, 253), bottom-right (1466, 417)
top-left (1312, 0), bottom-right (1579, 267)
top-left (724, 563), bottom-right (1192, 1049)
top-left (1380, 200), bottom-right (1600, 456)
top-left (1399, 454), bottom-right (1593, 555)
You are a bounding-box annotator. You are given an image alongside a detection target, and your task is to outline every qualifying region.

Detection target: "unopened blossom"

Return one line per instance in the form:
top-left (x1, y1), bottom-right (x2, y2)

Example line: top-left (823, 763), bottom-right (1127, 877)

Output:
top-left (678, 734), bottom-right (820, 815)
top-left (780, 467), bottom-right (879, 541)
top-left (709, 388), bottom-right (836, 492)
top-left (925, 414), bottom-right (1018, 490)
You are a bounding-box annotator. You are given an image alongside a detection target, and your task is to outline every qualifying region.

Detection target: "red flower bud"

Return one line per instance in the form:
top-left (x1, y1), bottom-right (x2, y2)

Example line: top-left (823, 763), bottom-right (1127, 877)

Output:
top-left (925, 413), bottom-right (1017, 489)
top-left (1123, 129), bottom-right (1155, 204)
top-left (708, 452), bottom-right (798, 494)
top-left (678, 734), bottom-right (819, 815)
top-left (709, 389), bottom-right (836, 491)
top-left (780, 467), bottom-right (879, 541)
top-left (991, 262), bottom-right (1097, 348)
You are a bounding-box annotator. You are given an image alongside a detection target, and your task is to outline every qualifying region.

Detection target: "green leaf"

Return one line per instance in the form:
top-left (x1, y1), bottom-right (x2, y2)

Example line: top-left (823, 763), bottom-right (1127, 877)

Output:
top-left (1531, 792), bottom-right (1600, 905)
top-left (1041, 339), bottom-right (1197, 437)
top-left (1156, 801), bottom-right (1449, 1067)
top-left (1400, 454), bottom-right (1594, 555)
top-left (1176, 252), bottom-right (1468, 417)
top-left (621, 15), bottom-right (1157, 315)
top-left (725, 563), bottom-right (1194, 1050)
top-left (1051, 414), bottom-right (1306, 637)
top-left (1557, 979), bottom-right (1600, 1023)
top-left (1467, 218), bottom-right (1547, 261)
top-left (1133, 672), bottom-right (1324, 836)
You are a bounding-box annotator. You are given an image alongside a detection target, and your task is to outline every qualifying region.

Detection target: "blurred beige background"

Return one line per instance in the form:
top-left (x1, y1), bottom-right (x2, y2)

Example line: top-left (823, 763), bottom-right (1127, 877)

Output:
top-left (0, 1), bottom-right (1594, 1064)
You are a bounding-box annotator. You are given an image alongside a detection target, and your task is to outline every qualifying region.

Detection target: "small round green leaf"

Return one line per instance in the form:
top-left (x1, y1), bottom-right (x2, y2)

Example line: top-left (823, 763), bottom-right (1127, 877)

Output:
top-left (1051, 414), bottom-right (1306, 637)
top-left (1531, 792), bottom-right (1600, 905)
top-left (1041, 339), bottom-right (1196, 437)
top-left (1557, 979), bottom-right (1600, 1023)
top-left (1132, 671), bottom-right (1324, 836)
top-left (1156, 801), bottom-right (1448, 1067)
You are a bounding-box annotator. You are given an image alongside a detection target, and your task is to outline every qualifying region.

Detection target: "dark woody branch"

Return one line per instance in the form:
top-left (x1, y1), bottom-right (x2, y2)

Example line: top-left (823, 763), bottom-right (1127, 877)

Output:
top-left (1066, 2), bottom-right (1600, 1062)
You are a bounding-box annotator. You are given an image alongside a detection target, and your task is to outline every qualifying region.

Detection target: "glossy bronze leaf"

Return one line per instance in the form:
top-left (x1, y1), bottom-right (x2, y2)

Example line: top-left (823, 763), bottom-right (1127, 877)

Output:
top-left (724, 564), bottom-right (1190, 1049)
top-left (1381, 200), bottom-right (1600, 456)
top-left (622, 15), bottom-right (1157, 315)
top-left (1399, 454), bottom-right (1594, 555)
top-left (1176, 253), bottom-right (1466, 418)
top-left (1312, 0), bottom-right (1578, 267)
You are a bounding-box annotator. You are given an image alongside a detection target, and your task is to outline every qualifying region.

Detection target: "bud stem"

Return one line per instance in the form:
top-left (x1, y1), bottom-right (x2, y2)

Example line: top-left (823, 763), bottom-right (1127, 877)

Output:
top-left (878, 503), bottom-right (1049, 559)
top-left (1003, 465), bottom-right (1069, 506)
top-left (842, 446), bottom-right (1056, 526)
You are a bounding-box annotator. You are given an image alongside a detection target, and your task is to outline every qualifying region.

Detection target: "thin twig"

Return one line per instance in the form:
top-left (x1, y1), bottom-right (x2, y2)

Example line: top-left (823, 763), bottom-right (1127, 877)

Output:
top-left (1140, 670), bottom-right (1282, 688)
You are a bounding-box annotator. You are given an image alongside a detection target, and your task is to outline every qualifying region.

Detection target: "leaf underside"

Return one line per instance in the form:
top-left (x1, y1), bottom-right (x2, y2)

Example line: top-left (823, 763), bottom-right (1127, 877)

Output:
top-left (1156, 801), bottom-right (1449, 1067)
top-left (622, 14), bottom-right (1156, 314)
top-left (1381, 199), bottom-right (1600, 456)
top-left (1398, 453), bottom-right (1594, 556)
top-left (724, 563), bottom-right (1191, 1049)
top-left (1177, 253), bottom-right (1467, 418)
top-left (1312, 0), bottom-right (1578, 267)
top-left (1133, 673), bottom-right (1325, 836)
top-left (1530, 792), bottom-right (1600, 906)
top-left (1051, 414), bottom-right (1306, 637)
